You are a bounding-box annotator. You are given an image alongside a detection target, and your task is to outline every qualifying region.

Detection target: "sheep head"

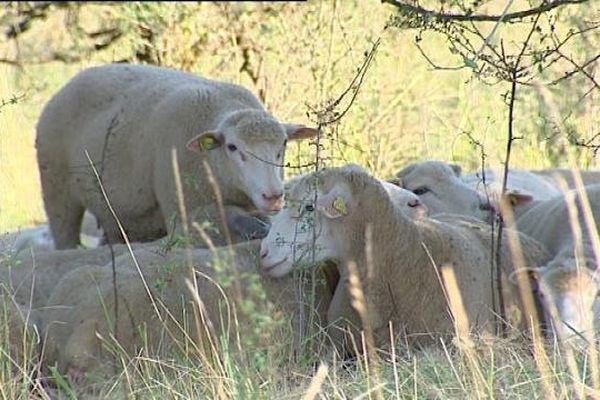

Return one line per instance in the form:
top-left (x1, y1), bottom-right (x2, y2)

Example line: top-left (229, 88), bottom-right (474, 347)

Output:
top-left (512, 260), bottom-right (600, 349)
top-left (393, 160), bottom-right (494, 222)
top-left (186, 109), bottom-right (318, 214)
top-left (260, 164), bottom-right (426, 278)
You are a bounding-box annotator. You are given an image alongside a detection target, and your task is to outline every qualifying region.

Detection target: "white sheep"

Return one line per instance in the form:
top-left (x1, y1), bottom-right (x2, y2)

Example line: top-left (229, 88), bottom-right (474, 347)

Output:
top-left (532, 168), bottom-right (600, 191)
top-left (36, 63), bottom-right (318, 249)
top-left (0, 241), bottom-right (159, 309)
top-left (37, 241), bottom-right (334, 379)
top-left (261, 165), bottom-right (428, 279)
top-left (514, 184), bottom-right (600, 347)
top-left (462, 167), bottom-right (562, 220)
top-left (1, 211), bottom-right (103, 256)
top-left (390, 160), bottom-right (495, 222)
top-left (260, 164), bottom-right (549, 354)
top-left (463, 167), bottom-right (561, 202)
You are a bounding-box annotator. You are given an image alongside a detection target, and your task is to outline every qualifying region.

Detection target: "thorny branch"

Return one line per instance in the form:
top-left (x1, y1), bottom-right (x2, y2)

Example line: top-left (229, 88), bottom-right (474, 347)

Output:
top-left (0, 93), bottom-right (25, 113)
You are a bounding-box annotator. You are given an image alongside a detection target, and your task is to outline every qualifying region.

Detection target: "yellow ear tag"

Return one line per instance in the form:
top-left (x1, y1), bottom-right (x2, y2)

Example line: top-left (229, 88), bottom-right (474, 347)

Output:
top-left (199, 135), bottom-right (217, 150)
top-left (332, 196), bottom-right (348, 215)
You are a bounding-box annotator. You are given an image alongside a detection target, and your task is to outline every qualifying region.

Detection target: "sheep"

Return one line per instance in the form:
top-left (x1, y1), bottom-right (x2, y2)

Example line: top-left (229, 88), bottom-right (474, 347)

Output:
top-left (513, 184), bottom-right (600, 347)
top-left (0, 295), bottom-right (41, 368)
top-left (37, 241), bottom-right (334, 379)
top-left (261, 165), bottom-right (428, 280)
top-left (462, 167), bottom-right (561, 220)
top-left (0, 242), bottom-right (160, 309)
top-left (0, 211), bottom-right (104, 256)
top-left (390, 160), bottom-right (495, 222)
top-left (186, 203), bottom-right (271, 247)
top-left (462, 167), bottom-right (561, 202)
top-left (36, 63), bottom-right (318, 249)
top-left (532, 168), bottom-right (600, 191)
top-left (260, 164), bottom-right (550, 355)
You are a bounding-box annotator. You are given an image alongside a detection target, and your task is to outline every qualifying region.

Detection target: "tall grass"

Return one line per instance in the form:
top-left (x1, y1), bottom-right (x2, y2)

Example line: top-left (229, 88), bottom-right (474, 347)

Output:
top-left (1, 1), bottom-right (598, 231)
top-left (1, 1), bottom-right (600, 398)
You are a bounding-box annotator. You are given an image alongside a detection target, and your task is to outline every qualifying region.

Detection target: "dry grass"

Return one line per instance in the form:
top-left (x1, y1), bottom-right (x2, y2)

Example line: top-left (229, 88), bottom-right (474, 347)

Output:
top-left (1, 1), bottom-right (600, 398)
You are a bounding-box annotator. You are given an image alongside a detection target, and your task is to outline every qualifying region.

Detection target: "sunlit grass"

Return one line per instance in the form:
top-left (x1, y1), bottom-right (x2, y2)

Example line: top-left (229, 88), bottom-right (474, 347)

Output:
top-left (1, 1), bottom-right (600, 397)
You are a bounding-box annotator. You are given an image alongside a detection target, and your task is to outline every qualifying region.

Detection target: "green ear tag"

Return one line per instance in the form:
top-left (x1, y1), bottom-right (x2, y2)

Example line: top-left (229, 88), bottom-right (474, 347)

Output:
top-left (332, 196), bottom-right (348, 215)
top-left (199, 135), bottom-right (217, 150)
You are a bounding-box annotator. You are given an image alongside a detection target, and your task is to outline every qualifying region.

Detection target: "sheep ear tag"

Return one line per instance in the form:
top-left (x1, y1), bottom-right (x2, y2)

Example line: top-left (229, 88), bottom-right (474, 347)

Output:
top-left (319, 195), bottom-right (348, 219)
top-left (186, 132), bottom-right (221, 152)
top-left (198, 135), bottom-right (219, 151)
top-left (332, 196), bottom-right (348, 215)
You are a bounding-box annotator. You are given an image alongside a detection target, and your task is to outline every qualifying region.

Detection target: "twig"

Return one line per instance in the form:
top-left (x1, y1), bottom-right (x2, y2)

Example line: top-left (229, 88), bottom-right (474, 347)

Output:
top-left (382, 0), bottom-right (588, 23)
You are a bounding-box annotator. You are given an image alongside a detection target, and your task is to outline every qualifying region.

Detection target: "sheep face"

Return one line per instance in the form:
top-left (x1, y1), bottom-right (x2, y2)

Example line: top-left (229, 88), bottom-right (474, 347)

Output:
top-left (187, 112), bottom-right (318, 214)
top-left (393, 161), bottom-right (494, 222)
top-left (535, 262), bottom-right (600, 348)
top-left (259, 174), bottom-right (338, 278)
top-left (260, 166), bottom-right (426, 278)
top-left (381, 181), bottom-right (428, 220)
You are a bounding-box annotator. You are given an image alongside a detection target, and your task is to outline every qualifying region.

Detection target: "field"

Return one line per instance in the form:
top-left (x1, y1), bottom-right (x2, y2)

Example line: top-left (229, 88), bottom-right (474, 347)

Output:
top-left (1, 1), bottom-right (600, 398)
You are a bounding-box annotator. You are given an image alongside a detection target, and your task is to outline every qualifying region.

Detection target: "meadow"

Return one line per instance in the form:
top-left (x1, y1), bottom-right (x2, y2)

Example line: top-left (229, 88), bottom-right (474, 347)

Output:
top-left (1, 1), bottom-right (600, 398)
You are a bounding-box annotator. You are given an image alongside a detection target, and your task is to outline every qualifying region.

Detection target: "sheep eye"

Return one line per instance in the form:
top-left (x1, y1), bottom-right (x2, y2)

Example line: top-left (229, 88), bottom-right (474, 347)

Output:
top-left (227, 144), bottom-right (237, 152)
top-left (277, 151), bottom-right (282, 159)
top-left (413, 187), bottom-right (429, 196)
top-left (304, 204), bottom-right (315, 212)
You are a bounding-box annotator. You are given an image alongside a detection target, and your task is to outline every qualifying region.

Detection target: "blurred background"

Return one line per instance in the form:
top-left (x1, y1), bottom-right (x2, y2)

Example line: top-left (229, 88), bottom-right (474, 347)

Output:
top-left (1, 0), bottom-right (598, 232)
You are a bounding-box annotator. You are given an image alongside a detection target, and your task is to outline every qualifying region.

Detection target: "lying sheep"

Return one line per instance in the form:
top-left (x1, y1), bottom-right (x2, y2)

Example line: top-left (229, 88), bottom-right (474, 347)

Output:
top-left (261, 164), bottom-right (549, 355)
top-left (36, 63), bottom-right (318, 249)
top-left (390, 160), bottom-right (495, 222)
top-left (261, 165), bottom-right (428, 279)
top-left (0, 242), bottom-right (161, 309)
top-left (0, 211), bottom-right (103, 256)
top-left (514, 184), bottom-right (600, 347)
top-left (0, 295), bottom-right (41, 368)
top-left (38, 241), bottom-right (333, 379)
top-left (186, 203), bottom-right (271, 247)
top-left (462, 167), bottom-right (561, 220)
top-left (463, 167), bottom-right (561, 202)
top-left (532, 168), bottom-right (600, 191)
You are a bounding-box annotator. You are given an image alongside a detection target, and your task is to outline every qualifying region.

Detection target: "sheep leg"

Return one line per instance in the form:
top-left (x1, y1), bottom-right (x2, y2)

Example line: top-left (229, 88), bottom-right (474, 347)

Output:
top-left (42, 189), bottom-right (84, 250)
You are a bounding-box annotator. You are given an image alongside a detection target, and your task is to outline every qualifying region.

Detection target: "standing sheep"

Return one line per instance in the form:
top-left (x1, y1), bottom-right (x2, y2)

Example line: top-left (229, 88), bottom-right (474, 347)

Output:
top-left (261, 164), bottom-right (549, 354)
top-left (36, 64), bottom-right (318, 249)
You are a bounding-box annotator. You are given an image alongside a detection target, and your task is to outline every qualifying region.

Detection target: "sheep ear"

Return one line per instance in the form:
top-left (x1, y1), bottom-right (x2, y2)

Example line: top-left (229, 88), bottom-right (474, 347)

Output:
top-left (317, 191), bottom-right (351, 219)
top-left (284, 124), bottom-right (319, 141)
top-left (449, 163), bottom-right (462, 177)
top-left (505, 190), bottom-right (534, 207)
top-left (186, 132), bottom-right (223, 152)
top-left (387, 176), bottom-right (402, 186)
top-left (508, 267), bottom-right (542, 291)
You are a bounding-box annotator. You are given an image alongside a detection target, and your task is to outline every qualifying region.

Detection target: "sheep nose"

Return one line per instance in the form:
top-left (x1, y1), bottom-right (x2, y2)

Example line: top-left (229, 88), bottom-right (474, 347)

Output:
top-left (408, 198), bottom-right (421, 208)
top-left (262, 191), bottom-right (285, 211)
top-left (260, 247), bottom-right (269, 259)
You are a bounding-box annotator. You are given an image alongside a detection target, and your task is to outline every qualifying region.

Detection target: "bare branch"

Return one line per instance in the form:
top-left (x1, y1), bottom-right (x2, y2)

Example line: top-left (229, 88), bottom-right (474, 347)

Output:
top-left (382, 0), bottom-right (588, 23)
top-left (549, 52), bottom-right (600, 87)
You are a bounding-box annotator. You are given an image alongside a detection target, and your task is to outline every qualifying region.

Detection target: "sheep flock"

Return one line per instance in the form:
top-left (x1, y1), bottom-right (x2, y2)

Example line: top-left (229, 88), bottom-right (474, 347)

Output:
top-left (3, 64), bottom-right (600, 391)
